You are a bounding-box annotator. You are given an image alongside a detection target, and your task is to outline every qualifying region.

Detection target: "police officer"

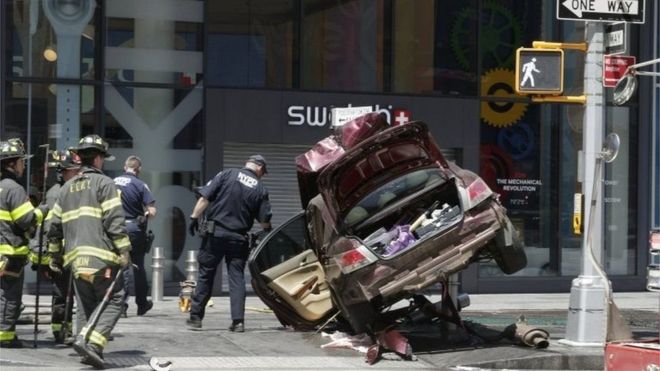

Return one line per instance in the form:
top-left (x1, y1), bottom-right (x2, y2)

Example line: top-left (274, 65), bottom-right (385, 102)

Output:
top-left (186, 155), bottom-right (272, 332)
top-left (0, 138), bottom-right (48, 348)
top-left (28, 149), bottom-right (81, 344)
top-left (47, 135), bottom-right (130, 369)
top-left (113, 155), bottom-right (156, 316)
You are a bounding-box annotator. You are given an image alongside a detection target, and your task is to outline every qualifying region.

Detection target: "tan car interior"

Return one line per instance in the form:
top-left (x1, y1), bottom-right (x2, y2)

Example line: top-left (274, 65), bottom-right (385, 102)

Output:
top-left (261, 249), bottom-right (333, 322)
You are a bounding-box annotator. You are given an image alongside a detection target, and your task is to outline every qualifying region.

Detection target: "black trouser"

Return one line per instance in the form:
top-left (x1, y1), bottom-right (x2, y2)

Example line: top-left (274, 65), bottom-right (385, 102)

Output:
top-left (50, 268), bottom-right (73, 336)
top-left (190, 234), bottom-right (249, 322)
top-left (75, 266), bottom-right (124, 351)
top-left (0, 258), bottom-right (25, 342)
top-left (122, 222), bottom-right (149, 307)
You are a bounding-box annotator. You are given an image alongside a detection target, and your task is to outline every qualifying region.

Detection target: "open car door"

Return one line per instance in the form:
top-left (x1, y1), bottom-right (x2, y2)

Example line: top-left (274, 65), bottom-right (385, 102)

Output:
top-left (248, 212), bottom-right (336, 330)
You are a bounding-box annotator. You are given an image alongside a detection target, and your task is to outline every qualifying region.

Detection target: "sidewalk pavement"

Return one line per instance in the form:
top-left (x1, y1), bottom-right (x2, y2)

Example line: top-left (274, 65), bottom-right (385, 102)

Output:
top-left (0, 292), bottom-right (657, 370)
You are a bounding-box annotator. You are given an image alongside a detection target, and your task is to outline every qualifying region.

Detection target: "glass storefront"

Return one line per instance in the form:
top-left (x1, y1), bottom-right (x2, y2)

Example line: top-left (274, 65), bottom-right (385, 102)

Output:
top-left (1, 0), bottom-right (652, 292)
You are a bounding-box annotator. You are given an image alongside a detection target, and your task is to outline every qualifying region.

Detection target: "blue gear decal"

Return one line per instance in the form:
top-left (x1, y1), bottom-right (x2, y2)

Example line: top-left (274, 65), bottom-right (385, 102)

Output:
top-left (497, 122), bottom-right (534, 160)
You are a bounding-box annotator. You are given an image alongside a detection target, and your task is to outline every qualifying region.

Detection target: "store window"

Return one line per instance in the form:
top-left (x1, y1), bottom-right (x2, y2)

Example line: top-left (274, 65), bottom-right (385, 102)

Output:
top-left (105, 2), bottom-right (203, 87)
top-left (478, 0), bottom-right (553, 278)
top-left (104, 1), bottom-right (204, 282)
top-left (207, 0), bottom-right (294, 88)
top-left (6, 0), bottom-right (98, 80)
top-left (301, 0), bottom-right (385, 92)
top-left (390, 0), bottom-right (477, 95)
top-left (4, 81), bottom-right (96, 196)
top-left (479, 0), bottom-right (641, 279)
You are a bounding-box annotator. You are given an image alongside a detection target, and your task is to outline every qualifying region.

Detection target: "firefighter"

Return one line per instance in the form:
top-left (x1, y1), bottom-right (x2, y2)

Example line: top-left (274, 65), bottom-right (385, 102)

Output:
top-left (47, 134), bottom-right (131, 369)
top-left (0, 138), bottom-right (48, 348)
top-left (113, 155), bottom-right (157, 317)
top-left (186, 154), bottom-right (272, 333)
top-left (28, 149), bottom-right (81, 344)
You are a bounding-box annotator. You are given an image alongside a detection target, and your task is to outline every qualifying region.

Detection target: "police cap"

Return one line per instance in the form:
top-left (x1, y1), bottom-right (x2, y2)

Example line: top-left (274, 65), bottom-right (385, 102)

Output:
top-left (248, 154), bottom-right (267, 174)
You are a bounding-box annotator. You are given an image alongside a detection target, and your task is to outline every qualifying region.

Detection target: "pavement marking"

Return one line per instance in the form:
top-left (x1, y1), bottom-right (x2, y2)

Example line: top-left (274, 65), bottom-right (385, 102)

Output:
top-left (105, 356), bottom-right (435, 369)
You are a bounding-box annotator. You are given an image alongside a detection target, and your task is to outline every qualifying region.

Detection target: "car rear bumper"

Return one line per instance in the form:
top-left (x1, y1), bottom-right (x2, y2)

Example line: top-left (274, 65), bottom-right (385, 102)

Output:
top-left (377, 207), bottom-right (503, 297)
top-left (331, 200), bottom-right (508, 306)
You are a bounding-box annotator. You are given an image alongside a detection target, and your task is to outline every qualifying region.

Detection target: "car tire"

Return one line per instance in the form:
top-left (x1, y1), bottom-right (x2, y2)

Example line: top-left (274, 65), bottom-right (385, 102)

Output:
top-left (491, 227), bottom-right (527, 274)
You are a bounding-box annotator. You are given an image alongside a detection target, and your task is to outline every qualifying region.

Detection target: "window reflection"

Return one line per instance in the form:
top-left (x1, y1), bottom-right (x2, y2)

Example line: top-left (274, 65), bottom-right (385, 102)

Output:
top-left (7, 0), bottom-right (97, 80)
top-left (207, 0), bottom-right (294, 88)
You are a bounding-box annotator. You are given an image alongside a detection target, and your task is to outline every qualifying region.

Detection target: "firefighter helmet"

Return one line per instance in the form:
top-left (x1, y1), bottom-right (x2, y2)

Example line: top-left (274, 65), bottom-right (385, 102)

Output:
top-left (72, 134), bottom-right (115, 161)
top-left (0, 138), bottom-right (34, 161)
top-left (48, 149), bottom-right (81, 169)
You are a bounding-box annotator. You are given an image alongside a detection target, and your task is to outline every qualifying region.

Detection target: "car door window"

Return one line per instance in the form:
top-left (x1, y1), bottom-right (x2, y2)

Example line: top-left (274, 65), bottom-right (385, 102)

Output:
top-left (252, 212), bottom-right (308, 275)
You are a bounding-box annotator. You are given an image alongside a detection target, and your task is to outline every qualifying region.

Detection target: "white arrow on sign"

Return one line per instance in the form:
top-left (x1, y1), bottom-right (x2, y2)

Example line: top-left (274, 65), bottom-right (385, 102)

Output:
top-left (562, 0), bottom-right (639, 18)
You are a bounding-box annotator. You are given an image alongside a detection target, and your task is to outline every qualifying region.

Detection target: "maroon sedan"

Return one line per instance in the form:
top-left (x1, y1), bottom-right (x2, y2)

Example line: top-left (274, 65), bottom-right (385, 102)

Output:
top-left (248, 113), bottom-right (526, 334)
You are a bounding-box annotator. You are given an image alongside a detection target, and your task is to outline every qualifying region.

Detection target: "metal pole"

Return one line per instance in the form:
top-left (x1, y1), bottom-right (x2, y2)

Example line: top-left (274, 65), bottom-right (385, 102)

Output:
top-left (185, 250), bottom-right (198, 282)
top-left (151, 246), bottom-right (165, 302)
top-left (562, 22), bottom-right (608, 346)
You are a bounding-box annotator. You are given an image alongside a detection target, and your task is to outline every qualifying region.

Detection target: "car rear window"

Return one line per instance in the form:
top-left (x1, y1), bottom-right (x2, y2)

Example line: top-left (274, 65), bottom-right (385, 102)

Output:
top-left (344, 168), bottom-right (446, 226)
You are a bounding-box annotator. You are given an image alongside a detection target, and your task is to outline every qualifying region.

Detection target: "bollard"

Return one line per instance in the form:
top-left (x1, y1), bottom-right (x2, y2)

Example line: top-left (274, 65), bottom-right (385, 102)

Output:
top-left (185, 250), bottom-right (198, 282)
top-left (151, 246), bottom-right (165, 302)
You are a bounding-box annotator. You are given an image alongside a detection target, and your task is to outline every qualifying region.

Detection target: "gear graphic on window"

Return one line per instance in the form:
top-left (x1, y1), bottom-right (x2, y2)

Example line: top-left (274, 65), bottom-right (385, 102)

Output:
top-left (451, 0), bottom-right (523, 71)
top-left (481, 68), bottom-right (527, 128)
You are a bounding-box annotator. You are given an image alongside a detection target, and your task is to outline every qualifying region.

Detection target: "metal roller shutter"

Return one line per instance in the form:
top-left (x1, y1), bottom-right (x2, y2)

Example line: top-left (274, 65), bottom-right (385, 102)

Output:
top-left (223, 143), bottom-right (310, 230)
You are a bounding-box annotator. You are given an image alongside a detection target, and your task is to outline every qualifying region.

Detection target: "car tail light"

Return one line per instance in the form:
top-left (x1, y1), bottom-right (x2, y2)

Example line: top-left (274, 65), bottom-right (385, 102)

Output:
top-left (334, 241), bottom-right (378, 274)
top-left (466, 177), bottom-right (493, 209)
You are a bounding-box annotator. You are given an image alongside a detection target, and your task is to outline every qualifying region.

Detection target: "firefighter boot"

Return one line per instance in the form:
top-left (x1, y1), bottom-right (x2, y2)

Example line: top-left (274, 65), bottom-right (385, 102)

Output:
top-left (74, 340), bottom-right (105, 369)
top-left (0, 336), bottom-right (25, 348)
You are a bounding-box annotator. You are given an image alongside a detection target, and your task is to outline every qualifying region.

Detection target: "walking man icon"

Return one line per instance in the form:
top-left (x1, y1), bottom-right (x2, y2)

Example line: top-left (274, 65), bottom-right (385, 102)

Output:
top-left (521, 58), bottom-right (540, 87)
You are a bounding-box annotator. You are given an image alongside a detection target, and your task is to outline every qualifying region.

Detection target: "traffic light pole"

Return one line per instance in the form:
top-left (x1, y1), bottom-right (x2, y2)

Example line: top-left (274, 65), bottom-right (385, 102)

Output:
top-left (562, 21), bottom-right (608, 346)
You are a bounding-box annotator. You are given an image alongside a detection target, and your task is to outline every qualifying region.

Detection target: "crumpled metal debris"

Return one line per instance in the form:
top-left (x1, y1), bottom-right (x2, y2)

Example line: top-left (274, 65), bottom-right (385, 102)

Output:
top-left (320, 331), bottom-right (374, 353)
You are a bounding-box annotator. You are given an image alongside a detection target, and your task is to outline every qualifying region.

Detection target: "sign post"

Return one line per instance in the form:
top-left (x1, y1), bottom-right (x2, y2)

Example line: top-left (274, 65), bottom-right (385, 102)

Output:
top-left (561, 21), bottom-right (609, 347)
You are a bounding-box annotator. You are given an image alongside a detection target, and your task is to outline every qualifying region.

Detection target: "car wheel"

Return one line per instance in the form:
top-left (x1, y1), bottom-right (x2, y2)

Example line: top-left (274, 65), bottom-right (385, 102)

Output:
top-left (490, 227), bottom-right (527, 274)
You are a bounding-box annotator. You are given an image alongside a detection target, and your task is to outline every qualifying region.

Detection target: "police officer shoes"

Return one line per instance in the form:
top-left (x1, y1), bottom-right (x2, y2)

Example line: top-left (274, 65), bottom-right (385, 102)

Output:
top-left (228, 321), bottom-right (244, 333)
top-left (74, 341), bottom-right (105, 369)
top-left (0, 337), bottom-right (24, 348)
top-left (137, 300), bottom-right (153, 316)
top-left (186, 318), bottom-right (202, 330)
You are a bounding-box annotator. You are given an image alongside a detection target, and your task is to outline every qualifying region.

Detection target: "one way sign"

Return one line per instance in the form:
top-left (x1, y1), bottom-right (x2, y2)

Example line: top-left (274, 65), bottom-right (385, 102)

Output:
top-left (557, 0), bottom-right (645, 24)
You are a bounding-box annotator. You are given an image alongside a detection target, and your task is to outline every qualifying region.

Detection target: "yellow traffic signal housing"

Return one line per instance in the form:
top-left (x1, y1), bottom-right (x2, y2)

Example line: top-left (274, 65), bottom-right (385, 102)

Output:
top-left (515, 48), bottom-right (564, 95)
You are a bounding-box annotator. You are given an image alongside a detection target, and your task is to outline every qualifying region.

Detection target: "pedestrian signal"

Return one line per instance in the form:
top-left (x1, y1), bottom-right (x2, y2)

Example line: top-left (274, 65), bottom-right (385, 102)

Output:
top-left (515, 48), bottom-right (564, 95)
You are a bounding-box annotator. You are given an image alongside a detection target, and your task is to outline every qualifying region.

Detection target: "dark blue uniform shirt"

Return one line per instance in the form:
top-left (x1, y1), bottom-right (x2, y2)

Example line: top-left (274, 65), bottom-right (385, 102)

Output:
top-left (113, 172), bottom-right (155, 219)
top-left (200, 168), bottom-right (272, 235)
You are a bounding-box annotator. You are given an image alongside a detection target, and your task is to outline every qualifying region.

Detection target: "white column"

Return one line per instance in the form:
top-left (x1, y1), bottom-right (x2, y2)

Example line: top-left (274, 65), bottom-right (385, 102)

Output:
top-left (562, 22), bottom-right (607, 346)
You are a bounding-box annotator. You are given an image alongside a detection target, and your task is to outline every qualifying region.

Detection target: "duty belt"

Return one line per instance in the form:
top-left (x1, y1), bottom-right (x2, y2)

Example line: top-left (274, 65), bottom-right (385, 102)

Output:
top-left (214, 221), bottom-right (247, 236)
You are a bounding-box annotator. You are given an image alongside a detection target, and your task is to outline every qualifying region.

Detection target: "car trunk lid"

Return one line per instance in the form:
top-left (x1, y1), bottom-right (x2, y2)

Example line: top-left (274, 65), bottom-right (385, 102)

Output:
top-left (318, 121), bottom-right (449, 232)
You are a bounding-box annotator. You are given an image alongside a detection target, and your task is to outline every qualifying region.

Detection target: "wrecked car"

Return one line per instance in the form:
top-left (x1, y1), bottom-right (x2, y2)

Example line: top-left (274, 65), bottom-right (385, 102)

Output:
top-left (248, 112), bottom-right (526, 334)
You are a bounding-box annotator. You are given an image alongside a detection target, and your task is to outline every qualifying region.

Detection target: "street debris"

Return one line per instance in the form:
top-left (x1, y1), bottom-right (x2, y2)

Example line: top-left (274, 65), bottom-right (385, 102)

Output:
top-left (148, 357), bottom-right (172, 371)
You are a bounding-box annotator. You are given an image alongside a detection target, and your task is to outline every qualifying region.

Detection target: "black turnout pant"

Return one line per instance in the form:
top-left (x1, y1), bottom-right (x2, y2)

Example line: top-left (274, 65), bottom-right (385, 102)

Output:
top-left (43, 267), bottom-right (73, 336)
top-left (0, 258), bottom-right (25, 342)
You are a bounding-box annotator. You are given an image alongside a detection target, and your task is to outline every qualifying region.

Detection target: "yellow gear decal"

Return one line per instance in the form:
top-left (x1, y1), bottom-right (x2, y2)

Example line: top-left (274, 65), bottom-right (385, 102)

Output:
top-left (481, 68), bottom-right (527, 128)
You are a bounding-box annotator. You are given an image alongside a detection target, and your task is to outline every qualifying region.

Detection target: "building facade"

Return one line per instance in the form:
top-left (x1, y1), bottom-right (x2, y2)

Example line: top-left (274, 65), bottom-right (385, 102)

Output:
top-left (1, 0), bottom-right (656, 294)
